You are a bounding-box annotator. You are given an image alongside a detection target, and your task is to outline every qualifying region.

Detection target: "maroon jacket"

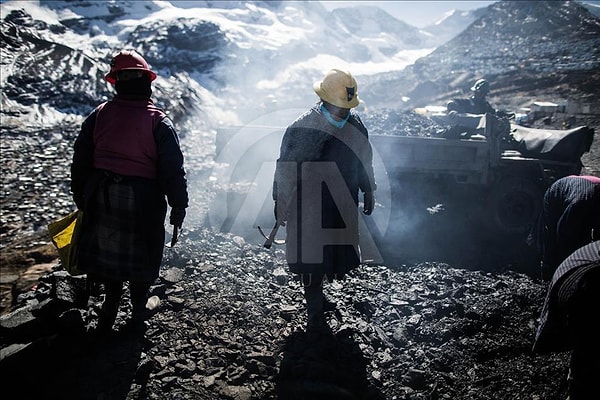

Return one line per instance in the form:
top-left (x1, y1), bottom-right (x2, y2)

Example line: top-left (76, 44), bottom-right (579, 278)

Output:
top-left (71, 95), bottom-right (188, 211)
top-left (70, 95), bottom-right (188, 281)
top-left (93, 98), bottom-right (164, 179)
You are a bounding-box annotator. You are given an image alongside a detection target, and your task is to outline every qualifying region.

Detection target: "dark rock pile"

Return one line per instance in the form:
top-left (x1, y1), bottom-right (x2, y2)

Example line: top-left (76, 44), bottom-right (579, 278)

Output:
top-left (1, 2), bottom-right (598, 397)
top-left (362, 109), bottom-right (447, 137)
top-left (1, 225), bottom-right (569, 399)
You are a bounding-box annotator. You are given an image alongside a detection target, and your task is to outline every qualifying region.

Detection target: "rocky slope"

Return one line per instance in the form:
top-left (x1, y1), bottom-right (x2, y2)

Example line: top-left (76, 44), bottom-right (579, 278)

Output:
top-left (1, 2), bottom-right (599, 399)
top-left (361, 0), bottom-right (600, 111)
top-left (0, 228), bottom-right (571, 400)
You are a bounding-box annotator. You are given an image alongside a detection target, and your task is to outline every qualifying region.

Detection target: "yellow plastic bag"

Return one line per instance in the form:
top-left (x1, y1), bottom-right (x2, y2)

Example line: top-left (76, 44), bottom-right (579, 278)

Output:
top-left (47, 210), bottom-right (84, 275)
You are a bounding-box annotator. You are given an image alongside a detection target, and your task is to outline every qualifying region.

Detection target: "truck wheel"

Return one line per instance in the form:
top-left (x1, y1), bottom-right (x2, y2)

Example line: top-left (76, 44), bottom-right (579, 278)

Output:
top-left (487, 177), bottom-right (543, 235)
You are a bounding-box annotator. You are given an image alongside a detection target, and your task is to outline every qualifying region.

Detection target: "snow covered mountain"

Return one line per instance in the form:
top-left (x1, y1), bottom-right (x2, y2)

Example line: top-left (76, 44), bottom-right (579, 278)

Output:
top-left (421, 8), bottom-right (485, 45)
top-left (360, 0), bottom-right (600, 111)
top-left (1, 0), bottom-right (598, 133)
top-left (0, 0), bottom-right (449, 131)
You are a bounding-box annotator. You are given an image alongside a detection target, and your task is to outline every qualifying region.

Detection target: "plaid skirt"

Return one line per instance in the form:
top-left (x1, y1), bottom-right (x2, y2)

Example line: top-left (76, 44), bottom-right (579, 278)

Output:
top-left (533, 241), bottom-right (600, 353)
top-left (77, 174), bottom-right (167, 282)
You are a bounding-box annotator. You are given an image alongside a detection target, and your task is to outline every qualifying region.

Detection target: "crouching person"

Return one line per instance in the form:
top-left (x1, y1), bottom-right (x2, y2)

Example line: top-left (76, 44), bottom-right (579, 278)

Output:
top-left (273, 69), bottom-right (376, 333)
top-left (70, 50), bottom-right (188, 335)
top-left (534, 175), bottom-right (600, 281)
top-left (533, 241), bottom-right (600, 399)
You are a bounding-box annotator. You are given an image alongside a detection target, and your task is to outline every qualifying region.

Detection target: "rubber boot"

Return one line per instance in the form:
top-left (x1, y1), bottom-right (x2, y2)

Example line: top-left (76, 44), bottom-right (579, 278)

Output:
top-left (96, 307), bottom-right (118, 335)
top-left (322, 292), bottom-right (337, 312)
top-left (129, 281), bottom-right (157, 333)
top-left (303, 276), bottom-right (327, 333)
top-left (96, 280), bottom-right (123, 335)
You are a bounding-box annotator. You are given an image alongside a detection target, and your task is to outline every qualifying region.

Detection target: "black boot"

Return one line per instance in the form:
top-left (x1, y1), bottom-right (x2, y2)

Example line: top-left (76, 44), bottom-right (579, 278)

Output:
top-left (95, 280), bottom-right (123, 335)
top-left (128, 282), bottom-right (159, 333)
top-left (303, 278), bottom-right (328, 333)
top-left (322, 292), bottom-right (337, 312)
top-left (96, 308), bottom-right (118, 335)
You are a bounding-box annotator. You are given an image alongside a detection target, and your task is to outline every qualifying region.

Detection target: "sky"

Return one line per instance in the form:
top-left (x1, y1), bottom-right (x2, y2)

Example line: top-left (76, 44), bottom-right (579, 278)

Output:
top-left (320, 1), bottom-right (496, 28)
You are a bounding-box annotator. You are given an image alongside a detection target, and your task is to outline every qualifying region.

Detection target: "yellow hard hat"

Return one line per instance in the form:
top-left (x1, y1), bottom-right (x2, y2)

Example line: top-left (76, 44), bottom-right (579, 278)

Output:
top-left (313, 69), bottom-right (360, 109)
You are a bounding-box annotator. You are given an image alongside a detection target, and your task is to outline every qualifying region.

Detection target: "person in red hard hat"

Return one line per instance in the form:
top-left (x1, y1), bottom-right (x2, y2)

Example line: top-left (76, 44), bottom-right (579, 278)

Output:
top-left (71, 49), bottom-right (188, 335)
top-left (272, 69), bottom-right (376, 333)
top-left (104, 50), bottom-right (157, 84)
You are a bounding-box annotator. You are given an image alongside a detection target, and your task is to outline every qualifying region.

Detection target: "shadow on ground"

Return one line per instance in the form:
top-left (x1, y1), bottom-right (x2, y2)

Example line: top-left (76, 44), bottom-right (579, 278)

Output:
top-left (0, 321), bottom-right (150, 400)
top-left (275, 327), bottom-right (385, 400)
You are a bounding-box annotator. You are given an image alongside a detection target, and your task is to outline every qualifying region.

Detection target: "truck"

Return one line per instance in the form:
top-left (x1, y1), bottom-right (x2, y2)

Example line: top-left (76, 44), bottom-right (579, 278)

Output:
top-left (370, 113), bottom-right (594, 233)
top-left (365, 112), bottom-right (594, 268)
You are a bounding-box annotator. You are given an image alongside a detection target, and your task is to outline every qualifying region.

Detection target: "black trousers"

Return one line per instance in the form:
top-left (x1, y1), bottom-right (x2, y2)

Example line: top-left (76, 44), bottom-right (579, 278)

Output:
top-left (97, 277), bottom-right (152, 329)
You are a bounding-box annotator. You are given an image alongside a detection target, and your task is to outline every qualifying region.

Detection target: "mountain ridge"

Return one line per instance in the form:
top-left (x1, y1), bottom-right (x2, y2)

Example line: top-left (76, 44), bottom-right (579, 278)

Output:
top-left (1, 0), bottom-right (598, 131)
top-left (0, 0), bottom-right (479, 129)
top-left (360, 0), bottom-right (600, 111)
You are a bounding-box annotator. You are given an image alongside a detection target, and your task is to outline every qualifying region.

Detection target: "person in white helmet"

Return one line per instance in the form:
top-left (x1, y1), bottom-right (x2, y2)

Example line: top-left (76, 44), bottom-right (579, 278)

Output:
top-left (272, 69), bottom-right (377, 332)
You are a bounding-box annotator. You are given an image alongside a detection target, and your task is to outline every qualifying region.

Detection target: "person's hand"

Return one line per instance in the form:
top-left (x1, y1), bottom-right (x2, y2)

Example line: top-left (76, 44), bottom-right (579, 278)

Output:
top-left (74, 195), bottom-right (85, 211)
top-left (169, 207), bottom-right (186, 228)
top-left (363, 191), bottom-right (374, 215)
top-left (274, 201), bottom-right (287, 226)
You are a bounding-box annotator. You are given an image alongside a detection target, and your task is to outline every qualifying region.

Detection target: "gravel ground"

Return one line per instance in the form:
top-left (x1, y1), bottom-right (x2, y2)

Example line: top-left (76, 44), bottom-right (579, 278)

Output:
top-left (2, 109), bottom-right (598, 399)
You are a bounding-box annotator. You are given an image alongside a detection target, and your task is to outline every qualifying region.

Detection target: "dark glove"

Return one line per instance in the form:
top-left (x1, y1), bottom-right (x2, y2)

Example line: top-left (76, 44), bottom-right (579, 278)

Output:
top-left (73, 194), bottom-right (85, 211)
top-left (363, 191), bottom-right (374, 215)
top-left (495, 110), bottom-right (515, 120)
top-left (169, 207), bottom-right (186, 228)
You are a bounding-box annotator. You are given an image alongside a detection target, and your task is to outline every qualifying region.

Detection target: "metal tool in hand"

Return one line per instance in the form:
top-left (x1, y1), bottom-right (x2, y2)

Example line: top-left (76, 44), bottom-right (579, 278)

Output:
top-left (258, 222), bottom-right (285, 249)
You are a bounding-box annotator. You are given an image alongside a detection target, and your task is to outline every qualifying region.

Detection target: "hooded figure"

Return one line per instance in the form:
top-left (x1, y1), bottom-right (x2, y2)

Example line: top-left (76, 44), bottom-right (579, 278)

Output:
top-left (272, 69), bottom-right (376, 331)
top-left (71, 50), bottom-right (188, 334)
top-left (444, 78), bottom-right (497, 139)
top-left (533, 241), bottom-right (600, 399)
top-left (534, 175), bottom-right (600, 280)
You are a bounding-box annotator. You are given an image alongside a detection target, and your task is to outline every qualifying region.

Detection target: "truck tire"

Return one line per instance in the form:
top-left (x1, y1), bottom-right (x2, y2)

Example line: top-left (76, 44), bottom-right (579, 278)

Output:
top-left (487, 177), bottom-right (543, 235)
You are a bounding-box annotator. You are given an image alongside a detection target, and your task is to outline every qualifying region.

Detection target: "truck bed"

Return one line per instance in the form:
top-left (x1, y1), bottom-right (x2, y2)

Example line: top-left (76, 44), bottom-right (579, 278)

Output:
top-left (370, 134), bottom-right (491, 184)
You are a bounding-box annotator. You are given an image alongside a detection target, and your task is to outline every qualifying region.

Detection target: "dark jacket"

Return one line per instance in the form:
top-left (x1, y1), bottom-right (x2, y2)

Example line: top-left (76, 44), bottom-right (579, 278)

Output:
top-left (535, 175), bottom-right (600, 280)
top-left (446, 96), bottom-right (495, 115)
top-left (273, 104), bottom-right (376, 279)
top-left (70, 96), bottom-right (188, 282)
top-left (533, 241), bottom-right (600, 354)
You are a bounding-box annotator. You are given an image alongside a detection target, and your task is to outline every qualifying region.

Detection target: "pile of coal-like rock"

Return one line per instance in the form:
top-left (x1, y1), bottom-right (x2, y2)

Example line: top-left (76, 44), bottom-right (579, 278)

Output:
top-left (363, 109), bottom-right (447, 137)
top-left (0, 225), bottom-right (569, 400)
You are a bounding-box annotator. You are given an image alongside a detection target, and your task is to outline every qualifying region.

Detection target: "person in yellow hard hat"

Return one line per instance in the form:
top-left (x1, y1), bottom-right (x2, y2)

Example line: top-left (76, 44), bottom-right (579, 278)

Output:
top-left (272, 69), bottom-right (377, 333)
top-left (71, 50), bottom-right (188, 335)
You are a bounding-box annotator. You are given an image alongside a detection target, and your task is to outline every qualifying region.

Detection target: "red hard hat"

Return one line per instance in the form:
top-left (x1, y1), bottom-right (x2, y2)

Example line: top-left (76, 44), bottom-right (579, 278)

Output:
top-left (105, 50), bottom-right (157, 84)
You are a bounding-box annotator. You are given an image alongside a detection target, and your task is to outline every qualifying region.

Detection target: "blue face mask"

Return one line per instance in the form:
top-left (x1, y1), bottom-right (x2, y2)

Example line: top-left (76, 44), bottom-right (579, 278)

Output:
top-left (320, 103), bottom-right (350, 129)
